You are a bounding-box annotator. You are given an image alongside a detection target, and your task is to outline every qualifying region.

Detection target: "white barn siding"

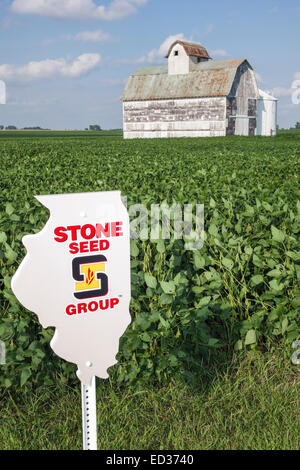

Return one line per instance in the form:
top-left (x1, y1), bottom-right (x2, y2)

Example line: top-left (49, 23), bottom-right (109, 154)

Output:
top-left (123, 97), bottom-right (227, 139)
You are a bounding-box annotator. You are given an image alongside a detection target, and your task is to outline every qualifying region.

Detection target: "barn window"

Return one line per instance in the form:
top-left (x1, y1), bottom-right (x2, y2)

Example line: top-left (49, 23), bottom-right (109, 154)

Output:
top-left (174, 51), bottom-right (179, 56)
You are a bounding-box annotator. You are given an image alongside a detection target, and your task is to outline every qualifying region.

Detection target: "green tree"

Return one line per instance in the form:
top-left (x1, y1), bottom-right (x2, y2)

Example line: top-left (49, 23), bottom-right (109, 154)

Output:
top-left (295, 122), bottom-right (300, 129)
top-left (89, 124), bottom-right (102, 131)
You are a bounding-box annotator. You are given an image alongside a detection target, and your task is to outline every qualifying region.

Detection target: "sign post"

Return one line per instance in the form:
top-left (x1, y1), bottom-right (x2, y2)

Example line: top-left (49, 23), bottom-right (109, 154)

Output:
top-left (11, 191), bottom-right (131, 451)
top-left (82, 377), bottom-right (97, 450)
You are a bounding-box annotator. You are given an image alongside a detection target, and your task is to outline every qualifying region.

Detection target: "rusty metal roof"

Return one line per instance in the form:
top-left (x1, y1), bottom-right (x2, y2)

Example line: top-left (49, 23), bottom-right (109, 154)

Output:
top-left (121, 59), bottom-right (249, 101)
top-left (165, 41), bottom-right (212, 60)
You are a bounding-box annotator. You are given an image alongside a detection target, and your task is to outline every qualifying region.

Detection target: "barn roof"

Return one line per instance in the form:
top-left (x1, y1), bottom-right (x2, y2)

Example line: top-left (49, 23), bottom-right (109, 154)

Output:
top-left (121, 59), bottom-right (251, 101)
top-left (165, 40), bottom-right (212, 60)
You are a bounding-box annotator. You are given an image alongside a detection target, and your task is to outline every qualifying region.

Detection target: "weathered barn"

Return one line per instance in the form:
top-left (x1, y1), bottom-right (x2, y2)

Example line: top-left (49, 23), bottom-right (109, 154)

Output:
top-left (121, 40), bottom-right (276, 139)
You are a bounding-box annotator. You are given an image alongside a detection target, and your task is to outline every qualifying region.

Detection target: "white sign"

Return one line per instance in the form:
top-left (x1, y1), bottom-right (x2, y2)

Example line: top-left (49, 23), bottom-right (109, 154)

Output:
top-left (12, 191), bottom-right (131, 386)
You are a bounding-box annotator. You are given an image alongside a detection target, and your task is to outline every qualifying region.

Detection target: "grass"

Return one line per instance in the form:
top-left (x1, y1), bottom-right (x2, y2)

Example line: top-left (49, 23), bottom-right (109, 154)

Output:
top-left (1, 352), bottom-right (299, 450)
top-left (0, 129), bottom-right (123, 139)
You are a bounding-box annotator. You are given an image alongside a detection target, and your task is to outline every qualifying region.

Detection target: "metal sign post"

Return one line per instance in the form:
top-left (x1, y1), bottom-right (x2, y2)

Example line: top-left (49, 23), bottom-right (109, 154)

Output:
top-left (82, 376), bottom-right (97, 450)
top-left (11, 191), bottom-right (131, 451)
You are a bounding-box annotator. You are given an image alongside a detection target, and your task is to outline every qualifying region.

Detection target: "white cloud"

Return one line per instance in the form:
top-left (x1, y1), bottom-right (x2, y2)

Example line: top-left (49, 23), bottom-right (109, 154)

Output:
top-left (11, 0), bottom-right (147, 21)
top-left (255, 72), bottom-right (263, 84)
top-left (148, 34), bottom-right (189, 61)
top-left (0, 53), bottom-right (101, 84)
top-left (119, 33), bottom-right (190, 65)
top-left (267, 74), bottom-right (300, 99)
top-left (269, 87), bottom-right (293, 97)
top-left (1, 16), bottom-right (19, 30)
top-left (75, 30), bottom-right (112, 42)
top-left (118, 34), bottom-right (225, 66)
top-left (210, 49), bottom-right (229, 58)
top-left (101, 78), bottom-right (127, 86)
top-left (265, 74), bottom-right (300, 98)
top-left (8, 98), bottom-right (58, 107)
top-left (268, 7), bottom-right (279, 14)
top-left (42, 30), bottom-right (113, 45)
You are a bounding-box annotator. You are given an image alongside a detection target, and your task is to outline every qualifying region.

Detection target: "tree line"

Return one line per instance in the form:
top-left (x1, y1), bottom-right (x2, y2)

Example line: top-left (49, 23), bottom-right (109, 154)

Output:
top-left (0, 125), bottom-right (103, 131)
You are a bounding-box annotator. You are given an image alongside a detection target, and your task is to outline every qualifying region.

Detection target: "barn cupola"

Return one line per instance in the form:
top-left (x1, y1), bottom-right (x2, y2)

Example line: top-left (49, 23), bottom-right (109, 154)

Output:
top-left (165, 40), bottom-right (212, 75)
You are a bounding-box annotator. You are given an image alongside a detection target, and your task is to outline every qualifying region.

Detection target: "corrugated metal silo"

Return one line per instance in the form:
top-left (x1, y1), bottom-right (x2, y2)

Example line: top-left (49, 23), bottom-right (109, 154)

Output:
top-left (257, 89), bottom-right (278, 136)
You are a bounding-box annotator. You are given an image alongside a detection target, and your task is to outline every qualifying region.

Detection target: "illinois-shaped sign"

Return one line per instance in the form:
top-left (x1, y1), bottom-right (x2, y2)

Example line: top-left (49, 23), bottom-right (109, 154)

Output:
top-left (11, 191), bottom-right (131, 385)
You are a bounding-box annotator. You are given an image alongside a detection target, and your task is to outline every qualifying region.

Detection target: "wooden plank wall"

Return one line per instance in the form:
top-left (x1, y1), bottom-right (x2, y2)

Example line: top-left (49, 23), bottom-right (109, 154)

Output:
top-left (123, 97), bottom-right (226, 139)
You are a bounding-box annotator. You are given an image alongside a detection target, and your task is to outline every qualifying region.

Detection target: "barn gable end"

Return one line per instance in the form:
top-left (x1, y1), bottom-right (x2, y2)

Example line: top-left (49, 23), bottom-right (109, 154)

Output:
top-left (226, 61), bottom-right (259, 136)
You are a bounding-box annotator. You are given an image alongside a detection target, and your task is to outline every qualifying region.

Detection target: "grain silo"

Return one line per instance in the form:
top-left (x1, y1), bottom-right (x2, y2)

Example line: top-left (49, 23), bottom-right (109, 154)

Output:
top-left (0, 80), bottom-right (5, 105)
top-left (256, 89), bottom-right (278, 136)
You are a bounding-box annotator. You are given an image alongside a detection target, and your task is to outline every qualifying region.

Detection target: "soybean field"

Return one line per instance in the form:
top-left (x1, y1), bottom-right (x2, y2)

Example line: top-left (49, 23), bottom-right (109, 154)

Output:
top-left (0, 131), bottom-right (299, 391)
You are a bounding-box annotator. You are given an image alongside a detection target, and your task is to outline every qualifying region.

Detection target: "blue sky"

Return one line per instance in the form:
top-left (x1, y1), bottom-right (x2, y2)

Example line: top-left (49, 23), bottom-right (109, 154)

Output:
top-left (0, 0), bottom-right (299, 129)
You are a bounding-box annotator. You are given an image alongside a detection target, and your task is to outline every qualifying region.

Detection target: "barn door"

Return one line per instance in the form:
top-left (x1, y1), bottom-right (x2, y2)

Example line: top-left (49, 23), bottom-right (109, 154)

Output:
top-left (235, 117), bottom-right (249, 136)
